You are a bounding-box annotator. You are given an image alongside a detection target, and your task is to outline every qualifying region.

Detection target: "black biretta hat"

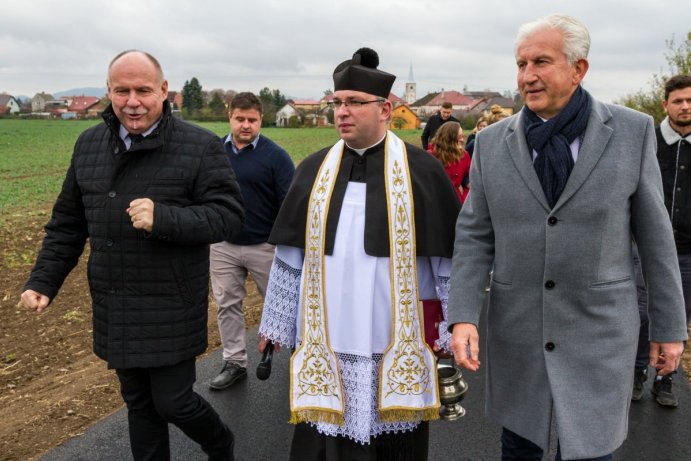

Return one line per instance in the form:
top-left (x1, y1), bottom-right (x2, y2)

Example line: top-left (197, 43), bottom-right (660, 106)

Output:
top-left (332, 47), bottom-right (396, 98)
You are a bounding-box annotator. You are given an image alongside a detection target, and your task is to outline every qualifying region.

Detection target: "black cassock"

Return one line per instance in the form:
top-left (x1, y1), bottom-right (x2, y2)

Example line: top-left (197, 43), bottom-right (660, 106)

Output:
top-left (270, 137), bottom-right (460, 460)
top-left (269, 138), bottom-right (460, 258)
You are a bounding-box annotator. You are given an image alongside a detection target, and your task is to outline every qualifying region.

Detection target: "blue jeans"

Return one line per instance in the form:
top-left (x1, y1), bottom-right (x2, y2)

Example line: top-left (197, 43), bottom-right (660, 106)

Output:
top-left (501, 428), bottom-right (613, 461)
top-left (634, 250), bottom-right (691, 371)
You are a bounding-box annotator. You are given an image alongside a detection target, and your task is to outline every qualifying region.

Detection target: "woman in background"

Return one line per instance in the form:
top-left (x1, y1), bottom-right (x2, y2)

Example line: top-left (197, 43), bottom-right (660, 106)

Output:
top-left (465, 114), bottom-right (489, 157)
top-left (428, 121), bottom-right (470, 204)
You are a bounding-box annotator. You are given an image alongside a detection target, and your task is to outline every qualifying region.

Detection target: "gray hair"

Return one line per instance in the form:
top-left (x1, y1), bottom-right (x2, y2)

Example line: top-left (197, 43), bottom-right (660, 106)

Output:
top-left (515, 14), bottom-right (590, 65)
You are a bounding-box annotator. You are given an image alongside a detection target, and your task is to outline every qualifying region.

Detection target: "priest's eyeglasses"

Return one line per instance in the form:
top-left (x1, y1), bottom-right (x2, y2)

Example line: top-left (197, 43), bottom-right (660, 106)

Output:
top-left (327, 98), bottom-right (386, 109)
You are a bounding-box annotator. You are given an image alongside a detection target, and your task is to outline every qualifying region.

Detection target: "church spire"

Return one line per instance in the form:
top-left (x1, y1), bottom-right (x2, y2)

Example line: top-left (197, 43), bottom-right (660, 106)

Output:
top-left (404, 63), bottom-right (416, 105)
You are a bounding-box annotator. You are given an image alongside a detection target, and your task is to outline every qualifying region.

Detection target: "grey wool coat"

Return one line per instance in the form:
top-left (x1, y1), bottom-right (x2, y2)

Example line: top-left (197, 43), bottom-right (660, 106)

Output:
top-left (447, 99), bottom-right (688, 460)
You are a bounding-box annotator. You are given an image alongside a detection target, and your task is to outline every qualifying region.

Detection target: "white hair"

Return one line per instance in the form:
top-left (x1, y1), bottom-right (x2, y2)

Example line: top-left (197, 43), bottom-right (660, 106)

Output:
top-left (515, 14), bottom-right (591, 65)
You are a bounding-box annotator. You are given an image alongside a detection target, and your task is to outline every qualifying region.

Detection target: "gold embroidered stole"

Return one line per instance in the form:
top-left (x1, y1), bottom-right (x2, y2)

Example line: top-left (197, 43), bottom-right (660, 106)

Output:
top-left (290, 139), bottom-right (346, 425)
top-left (378, 131), bottom-right (439, 422)
top-left (290, 132), bottom-right (439, 426)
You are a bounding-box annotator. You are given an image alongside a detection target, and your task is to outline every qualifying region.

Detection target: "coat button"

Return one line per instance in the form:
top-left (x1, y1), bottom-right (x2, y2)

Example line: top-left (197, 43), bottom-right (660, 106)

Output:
top-left (547, 217), bottom-right (558, 226)
top-left (545, 342), bottom-right (555, 351)
top-left (545, 280), bottom-right (555, 289)
top-left (108, 191), bottom-right (116, 198)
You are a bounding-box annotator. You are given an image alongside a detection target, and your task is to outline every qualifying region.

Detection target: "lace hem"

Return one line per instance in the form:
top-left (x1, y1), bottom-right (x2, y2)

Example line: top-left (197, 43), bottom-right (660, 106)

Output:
top-left (434, 275), bottom-right (452, 352)
top-left (258, 256), bottom-right (301, 348)
top-left (312, 352), bottom-right (420, 445)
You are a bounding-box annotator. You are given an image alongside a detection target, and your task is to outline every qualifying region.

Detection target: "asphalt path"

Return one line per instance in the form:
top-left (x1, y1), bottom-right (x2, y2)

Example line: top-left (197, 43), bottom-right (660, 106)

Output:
top-left (40, 325), bottom-right (691, 461)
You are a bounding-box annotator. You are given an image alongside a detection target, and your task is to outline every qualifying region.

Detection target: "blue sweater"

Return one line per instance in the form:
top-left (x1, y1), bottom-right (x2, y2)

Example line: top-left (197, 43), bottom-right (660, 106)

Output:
top-left (222, 134), bottom-right (295, 245)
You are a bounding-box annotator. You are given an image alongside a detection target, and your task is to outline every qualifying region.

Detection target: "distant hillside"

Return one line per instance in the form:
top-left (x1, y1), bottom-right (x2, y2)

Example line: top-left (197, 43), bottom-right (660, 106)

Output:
top-left (54, 87), bottom-right (107, 98)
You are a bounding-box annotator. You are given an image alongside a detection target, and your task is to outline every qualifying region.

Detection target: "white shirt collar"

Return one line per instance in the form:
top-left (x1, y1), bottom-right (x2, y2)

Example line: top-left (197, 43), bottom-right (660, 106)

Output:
top-left (346, 133), bottom-right (387, 156)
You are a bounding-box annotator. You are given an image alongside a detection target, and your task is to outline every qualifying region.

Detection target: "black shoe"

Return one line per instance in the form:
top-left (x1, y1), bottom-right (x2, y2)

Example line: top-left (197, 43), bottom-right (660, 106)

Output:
top-left (631, 368), bottom-right (647, 401)
top-left (209, 362), bottom-right (247, 390)
top-left (651, 376), bottom-right (678, 408)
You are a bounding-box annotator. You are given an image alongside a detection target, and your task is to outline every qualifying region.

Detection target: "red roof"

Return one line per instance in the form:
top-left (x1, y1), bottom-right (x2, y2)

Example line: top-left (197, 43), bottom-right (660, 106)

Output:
top-left (64, 96), bottom-right (100, 112)
top-left (388, 92), bottom-right (403, 103)
top-left (426, 91), bottom-right (476, 107)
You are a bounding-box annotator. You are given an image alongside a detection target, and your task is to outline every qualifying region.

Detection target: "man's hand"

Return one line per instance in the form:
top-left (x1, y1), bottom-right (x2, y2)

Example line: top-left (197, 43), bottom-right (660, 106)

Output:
top-left (649, 341), bottom-right (685, 376)
top-left (451, 323), bottom-right (481, 371)
top-left (259, 336), bottom-right (281, 353)
top-left (127, 198), bottom-right (154, 233)
top-left (19, 289), bottom-right (51, 313)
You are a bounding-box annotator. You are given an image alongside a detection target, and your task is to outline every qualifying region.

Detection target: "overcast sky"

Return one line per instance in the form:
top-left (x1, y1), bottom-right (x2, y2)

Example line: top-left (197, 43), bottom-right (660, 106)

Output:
top-left (1, 0), bottom-right (688, 103)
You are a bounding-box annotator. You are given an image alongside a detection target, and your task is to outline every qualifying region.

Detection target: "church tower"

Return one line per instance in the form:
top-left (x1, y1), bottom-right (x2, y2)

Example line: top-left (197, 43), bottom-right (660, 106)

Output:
top-left (404, 63), bottom-right (416, 105)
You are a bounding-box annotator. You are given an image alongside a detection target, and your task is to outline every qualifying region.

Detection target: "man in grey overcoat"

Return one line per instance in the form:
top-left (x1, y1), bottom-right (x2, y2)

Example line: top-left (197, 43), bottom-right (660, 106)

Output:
top-left (447, 14), bottom-right (688, 461)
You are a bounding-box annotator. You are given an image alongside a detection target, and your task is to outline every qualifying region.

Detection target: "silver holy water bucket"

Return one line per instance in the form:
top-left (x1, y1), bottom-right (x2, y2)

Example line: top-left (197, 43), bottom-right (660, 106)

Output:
top-left (437, 364), bottom-right (468, 421)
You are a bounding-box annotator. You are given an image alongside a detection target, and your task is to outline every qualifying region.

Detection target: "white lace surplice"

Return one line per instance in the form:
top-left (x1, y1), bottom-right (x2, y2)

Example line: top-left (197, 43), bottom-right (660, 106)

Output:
top-left (259, 183), bottom-right (452, 444)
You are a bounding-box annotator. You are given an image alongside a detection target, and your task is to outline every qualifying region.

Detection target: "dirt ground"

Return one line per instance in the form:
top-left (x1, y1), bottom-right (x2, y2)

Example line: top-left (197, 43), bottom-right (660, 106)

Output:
top-left (1, 208), bottom-right (690, 461)
top-left (0, 207), bottom-right (264, 461)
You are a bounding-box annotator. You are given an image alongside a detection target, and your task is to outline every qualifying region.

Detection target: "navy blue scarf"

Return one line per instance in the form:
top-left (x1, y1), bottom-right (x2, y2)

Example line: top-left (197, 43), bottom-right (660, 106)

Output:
top-left (524, 86), bottom-right (591, 208)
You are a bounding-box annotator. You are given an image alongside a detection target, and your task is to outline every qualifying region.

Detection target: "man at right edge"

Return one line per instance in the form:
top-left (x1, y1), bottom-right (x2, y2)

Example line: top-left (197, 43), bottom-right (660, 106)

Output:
top-left (448, 14), bottom-right (687, 461)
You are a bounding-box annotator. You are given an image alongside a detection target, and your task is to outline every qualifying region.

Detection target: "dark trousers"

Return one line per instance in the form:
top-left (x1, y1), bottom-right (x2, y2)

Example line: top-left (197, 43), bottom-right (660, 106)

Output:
top-left (290, 421), bottom-right (429, 461)
top-left (116, 358), bottom-right (234, 461)
top-left (501, 428), bottom-right (612, 461)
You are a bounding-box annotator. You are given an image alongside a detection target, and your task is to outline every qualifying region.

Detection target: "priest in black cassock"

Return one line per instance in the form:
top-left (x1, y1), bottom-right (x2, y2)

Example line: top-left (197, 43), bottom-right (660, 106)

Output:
top-left (258, 47), bottom-right (461, 461)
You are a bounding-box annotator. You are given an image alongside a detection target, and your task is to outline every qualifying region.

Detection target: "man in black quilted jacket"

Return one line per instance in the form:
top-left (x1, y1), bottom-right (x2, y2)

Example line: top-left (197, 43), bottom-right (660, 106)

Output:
top-left (20, 50), bottom-right (244, 461)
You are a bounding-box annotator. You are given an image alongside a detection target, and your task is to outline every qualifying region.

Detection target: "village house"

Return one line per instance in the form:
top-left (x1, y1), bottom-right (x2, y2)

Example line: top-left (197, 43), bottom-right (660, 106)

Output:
top-left (389, 104), bottom-right (420, 130)
top-left (291, 99), bottom-right (321, 111)
top-left (412, 90), bottom-right (480, 119)
top-left (275, 99), bottom-right (329, 127)
top-left (276, 102), bottom-right (303, 127)
top-left (31, 92), bottom-right (54, 112)
top-left (468, 95), bottom-right (515, 116)
top-left (167, 91), bottom-right (183, 111)
top-left (409, 92), bottom-right (438, 116)
top-left (38, 95), bottom-right (100, 118)
top-left (0, 94), bottom-right (21, 115)
top-left (387, 92), bottom-right (405, 108)
top-left (86, 98), bottom-right (110, 118)
top-left (67, 96), bottom-right (101, 116)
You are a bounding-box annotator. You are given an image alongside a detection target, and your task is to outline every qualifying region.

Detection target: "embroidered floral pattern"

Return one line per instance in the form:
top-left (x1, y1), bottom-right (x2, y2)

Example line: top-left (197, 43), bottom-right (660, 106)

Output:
top-left (383, 160), bottom-right (432, 398)
top-left (294, 169), bottom-right (342, 402)
top-left (289, 145), bottom-right (347, 424)
top-left (315, 353), bottom-right (421, 444)
top-left (259, 256), bottom-right (301, 348)
top-left (377, 136), bottom-right (439, 421)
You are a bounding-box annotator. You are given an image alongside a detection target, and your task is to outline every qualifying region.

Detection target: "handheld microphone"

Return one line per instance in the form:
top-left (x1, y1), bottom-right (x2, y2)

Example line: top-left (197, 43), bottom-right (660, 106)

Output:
top-left (256, 342), bottom-right (274, 380)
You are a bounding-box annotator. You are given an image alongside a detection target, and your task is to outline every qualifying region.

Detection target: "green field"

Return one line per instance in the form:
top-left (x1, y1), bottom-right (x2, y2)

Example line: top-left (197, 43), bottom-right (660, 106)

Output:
top-left (0, 119), bottom-right (421, 213)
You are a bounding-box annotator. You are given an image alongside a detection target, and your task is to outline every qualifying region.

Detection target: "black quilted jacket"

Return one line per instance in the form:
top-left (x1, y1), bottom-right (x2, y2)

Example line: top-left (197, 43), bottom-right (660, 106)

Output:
top-left (24, 103), bottom-right (244, 369)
